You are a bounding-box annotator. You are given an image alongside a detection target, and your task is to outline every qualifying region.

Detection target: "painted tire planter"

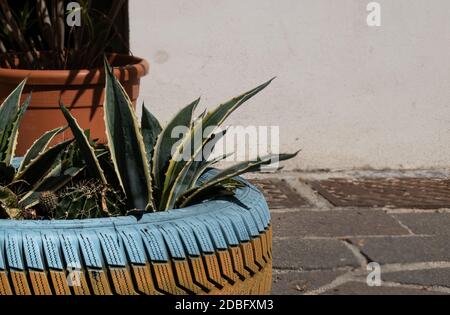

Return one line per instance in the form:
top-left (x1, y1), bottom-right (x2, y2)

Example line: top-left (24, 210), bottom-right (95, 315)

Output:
top-left (0, 171), bottom-right (272, 295)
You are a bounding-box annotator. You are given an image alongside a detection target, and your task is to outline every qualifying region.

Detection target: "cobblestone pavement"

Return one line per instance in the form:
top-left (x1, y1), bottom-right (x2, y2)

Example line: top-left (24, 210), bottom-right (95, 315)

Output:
top-left (246, 170), bottom-right (450, 295)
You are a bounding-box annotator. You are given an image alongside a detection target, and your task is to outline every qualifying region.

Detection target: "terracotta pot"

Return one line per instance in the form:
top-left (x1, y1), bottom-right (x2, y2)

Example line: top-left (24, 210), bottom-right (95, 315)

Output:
top-left (0, 53), bottom-right (149, 155)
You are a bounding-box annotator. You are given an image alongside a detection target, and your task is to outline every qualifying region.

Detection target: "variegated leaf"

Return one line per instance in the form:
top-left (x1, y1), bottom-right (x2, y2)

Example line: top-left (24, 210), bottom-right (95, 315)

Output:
top-left (177, 152), bottom-right (299, 208)
top-left (0, 80), bottom-right (27, 164)
top-left (161, 79), bottom-right (274, 210)
top-left (152, 98), bottom-right (199, 195)
top-left (141, 104), bottom-right (162, 164)
top-left (15, 140), bottom-right (73, 186)
top-left (19, 126), bottom-right (67, 174)
top-left (60, 103), bottom-right (107, 184)
top-left (103, 60), bottom-right (154, 211)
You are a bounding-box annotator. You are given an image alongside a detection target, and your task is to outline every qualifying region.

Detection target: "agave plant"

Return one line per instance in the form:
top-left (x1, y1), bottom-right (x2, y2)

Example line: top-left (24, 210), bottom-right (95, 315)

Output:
top-left (0, 80), bottom-right (84, 219)
top-left (0, 60), bottom-right (298, 219)
top-left (60, 61), bottom-right (298, 213)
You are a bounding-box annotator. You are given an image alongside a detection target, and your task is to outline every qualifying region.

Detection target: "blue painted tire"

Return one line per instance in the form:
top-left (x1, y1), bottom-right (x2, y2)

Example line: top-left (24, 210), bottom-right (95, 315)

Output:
top-left (0, 171), bottom-right (272, 295)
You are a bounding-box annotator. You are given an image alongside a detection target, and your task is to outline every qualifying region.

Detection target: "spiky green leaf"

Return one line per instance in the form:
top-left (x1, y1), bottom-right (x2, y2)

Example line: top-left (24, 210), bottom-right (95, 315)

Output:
top-left (15, 140), bottom-right (73, 186)
top-left (203, 78), bottom-right (275, 131)
top-left (19, 126), bottom-right (67, 174)
top-left (141, 104), bottom-right (162, 163)
top-left (151, 98), bottom-right (199, 193)
top-left (161, 79), bottom-right (274, 210)
top-left (160, 129), bottom-right (228, 209)
top-left (187, 128), bottom-right (228, 184)
top-left (4, 95), bottom-right (31, 165)
top-left (0, 80), bottom-right (28, 164)
top-left (103, 60), bottom-right (154, 211)
top-left (188, 152), bottom-right (234, 190)
top-left (0, 80), bottom-right (26, 132)
top-left (177, 152), bottom-right (299, 208)
top-left (60, 103), bottom-right (107, 184)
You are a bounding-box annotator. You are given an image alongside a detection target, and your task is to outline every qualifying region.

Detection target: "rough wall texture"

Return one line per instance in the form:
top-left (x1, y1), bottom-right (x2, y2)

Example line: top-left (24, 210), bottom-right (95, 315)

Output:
top-left (130, 0), bottom-right (450, 170)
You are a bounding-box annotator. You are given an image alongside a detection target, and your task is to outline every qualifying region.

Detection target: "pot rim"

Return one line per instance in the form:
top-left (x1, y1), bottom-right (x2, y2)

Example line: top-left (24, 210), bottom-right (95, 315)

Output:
top-left (0, 53), bottom-right (149, 86)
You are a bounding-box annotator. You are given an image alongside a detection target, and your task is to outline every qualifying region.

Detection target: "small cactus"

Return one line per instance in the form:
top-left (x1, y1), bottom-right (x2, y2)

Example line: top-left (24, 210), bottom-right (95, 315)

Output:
top-left (38, 191), bottom-right (59, 217)
top-left (54, 181), bottom-right (125, 220)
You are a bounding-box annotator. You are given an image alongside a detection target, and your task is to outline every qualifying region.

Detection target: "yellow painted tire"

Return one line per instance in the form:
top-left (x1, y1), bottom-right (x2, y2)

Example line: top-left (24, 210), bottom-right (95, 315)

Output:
top-left (0, 172), bottom-right (272, 295)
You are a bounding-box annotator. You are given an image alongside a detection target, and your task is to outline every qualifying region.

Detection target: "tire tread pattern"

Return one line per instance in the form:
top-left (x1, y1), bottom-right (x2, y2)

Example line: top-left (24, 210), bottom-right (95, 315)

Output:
top-left (0, 176), bottom-right (272, 295)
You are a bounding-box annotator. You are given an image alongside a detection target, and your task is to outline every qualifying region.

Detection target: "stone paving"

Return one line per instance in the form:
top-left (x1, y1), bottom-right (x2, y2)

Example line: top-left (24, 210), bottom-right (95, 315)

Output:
top-left (246, 170), bottom-right (450, 295)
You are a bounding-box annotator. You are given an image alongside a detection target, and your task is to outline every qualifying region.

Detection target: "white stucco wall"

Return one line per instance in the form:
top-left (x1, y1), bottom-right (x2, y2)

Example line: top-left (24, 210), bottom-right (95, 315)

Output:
top-left (130, 0), bottom-right (450, 170)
